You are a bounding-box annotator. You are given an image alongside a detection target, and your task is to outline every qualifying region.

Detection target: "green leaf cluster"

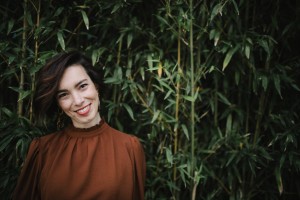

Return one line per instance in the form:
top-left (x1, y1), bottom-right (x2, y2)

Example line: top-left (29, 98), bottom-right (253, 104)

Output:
top-left (1, 0), bottom-right (300, 199)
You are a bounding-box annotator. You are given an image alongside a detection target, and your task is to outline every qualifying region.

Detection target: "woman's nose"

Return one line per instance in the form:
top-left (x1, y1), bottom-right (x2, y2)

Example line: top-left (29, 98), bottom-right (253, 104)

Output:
top-left (72, 93), bottom-right (84, 105)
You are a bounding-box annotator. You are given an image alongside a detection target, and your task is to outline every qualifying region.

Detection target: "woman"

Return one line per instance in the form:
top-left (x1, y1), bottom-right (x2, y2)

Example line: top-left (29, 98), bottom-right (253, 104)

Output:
top-left (13, 51), bottom-right (146, 200)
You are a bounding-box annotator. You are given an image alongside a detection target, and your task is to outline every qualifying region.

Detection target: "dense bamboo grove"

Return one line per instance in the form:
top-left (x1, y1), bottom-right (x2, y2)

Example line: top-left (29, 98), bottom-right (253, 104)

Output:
top-left (1, 0), bottom-right (300, 199)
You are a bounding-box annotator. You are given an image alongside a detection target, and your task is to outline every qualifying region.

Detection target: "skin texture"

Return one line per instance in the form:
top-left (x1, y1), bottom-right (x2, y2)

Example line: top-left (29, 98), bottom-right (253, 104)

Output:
top-left (57, 64), bottom-right (101, 128)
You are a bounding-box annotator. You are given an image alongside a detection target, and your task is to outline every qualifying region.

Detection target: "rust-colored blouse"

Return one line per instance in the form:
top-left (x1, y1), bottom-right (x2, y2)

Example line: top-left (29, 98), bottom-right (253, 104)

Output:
top-left (13, 120), bottom-right (146, 200)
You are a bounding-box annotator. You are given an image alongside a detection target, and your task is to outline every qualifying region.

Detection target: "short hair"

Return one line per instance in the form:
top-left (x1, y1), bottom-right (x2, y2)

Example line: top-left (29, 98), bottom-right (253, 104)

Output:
top-left (34, 51), bottom-right (102, 124)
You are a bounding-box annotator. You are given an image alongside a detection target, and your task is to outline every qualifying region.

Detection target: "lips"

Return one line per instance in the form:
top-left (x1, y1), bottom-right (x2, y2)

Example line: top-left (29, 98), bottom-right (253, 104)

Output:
top-left (76, 104), bottom-right (91, 115)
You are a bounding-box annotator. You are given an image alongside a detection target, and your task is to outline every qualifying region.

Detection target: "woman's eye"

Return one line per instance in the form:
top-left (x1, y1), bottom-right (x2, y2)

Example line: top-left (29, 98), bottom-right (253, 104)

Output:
top-left (80, 83), bottom-right (88, 89)
top-left (57, 93), bottom-right (68, 99)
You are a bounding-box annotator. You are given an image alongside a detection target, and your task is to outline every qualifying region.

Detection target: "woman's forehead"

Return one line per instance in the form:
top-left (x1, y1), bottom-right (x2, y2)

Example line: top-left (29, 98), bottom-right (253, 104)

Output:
top-left (59, 65), bottom-right (91, 88)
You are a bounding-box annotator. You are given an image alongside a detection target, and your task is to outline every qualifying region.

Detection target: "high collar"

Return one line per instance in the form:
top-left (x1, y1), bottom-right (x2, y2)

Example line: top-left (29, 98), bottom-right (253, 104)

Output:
top-left (64, 118), bottom-right (107, 138)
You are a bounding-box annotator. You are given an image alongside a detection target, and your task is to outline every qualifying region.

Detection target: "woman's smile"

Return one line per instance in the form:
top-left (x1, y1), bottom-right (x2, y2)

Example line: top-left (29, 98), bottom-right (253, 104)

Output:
top-left (75, 104), bottom-right (91, 115)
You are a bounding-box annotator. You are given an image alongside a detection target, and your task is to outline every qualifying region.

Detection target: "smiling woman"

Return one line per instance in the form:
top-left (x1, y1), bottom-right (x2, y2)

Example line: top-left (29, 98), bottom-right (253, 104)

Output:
top-left (12, 51), bottom-right (146, 200)
top-left (33, 51), bottom-right (103, 126)
top-left (57, 65), bottom-right (101, 128)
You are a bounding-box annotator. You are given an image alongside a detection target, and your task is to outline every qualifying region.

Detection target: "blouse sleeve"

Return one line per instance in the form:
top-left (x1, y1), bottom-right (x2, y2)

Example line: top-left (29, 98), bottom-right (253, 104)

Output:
top-left (13, 138), bottom-right (41, 200)
top-left (130, 136), bottom-right (146, 200)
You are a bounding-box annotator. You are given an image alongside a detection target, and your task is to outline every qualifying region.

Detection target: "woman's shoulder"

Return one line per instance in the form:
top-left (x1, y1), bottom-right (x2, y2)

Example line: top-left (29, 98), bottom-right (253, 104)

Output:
top-left (106, 124), bottom-right (139, 141)
top-left (106, 125), bottom-right (143, 150)
top-left (30, 130), bottom-right (64, 149)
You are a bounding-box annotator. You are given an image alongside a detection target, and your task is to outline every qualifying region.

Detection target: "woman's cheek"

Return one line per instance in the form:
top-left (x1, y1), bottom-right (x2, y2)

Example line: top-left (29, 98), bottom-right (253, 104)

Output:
top-left (58, 100), bottom-right (71, 112)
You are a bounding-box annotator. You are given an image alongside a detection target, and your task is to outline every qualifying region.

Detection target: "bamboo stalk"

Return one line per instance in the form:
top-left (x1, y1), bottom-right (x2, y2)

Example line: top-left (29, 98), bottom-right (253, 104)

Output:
top-left (172, 22), bottom-right (182, 199)
top-left (253, 90), bottom-right (265, 144)
top-left (113, 37), bottom-right (123, 118)
top-left (18, 0), bottom-right (28, 117)
top-left (254, 50), bottom-right (271, 144)
top-left (173, 24), bottom-right (181, 171)
top-left (189, 0), bottom-right (195, 171)
top-left (30, 0), bottom-right (41, 123)
top-left (117, 36), bottom-right (122, 66)
top-left (245, 68), bottom-right (251, 133)
top-left (214, 74), bottom-right (219, 127)
top-left (189, 0), bottom-right (197, 199)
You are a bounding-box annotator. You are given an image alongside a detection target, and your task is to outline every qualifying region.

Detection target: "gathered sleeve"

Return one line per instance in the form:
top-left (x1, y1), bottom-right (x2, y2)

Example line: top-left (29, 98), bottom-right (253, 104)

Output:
top-left (130, 136), bottom-right (146, 200)
top-left (13, 138), bottom-right (41, 200)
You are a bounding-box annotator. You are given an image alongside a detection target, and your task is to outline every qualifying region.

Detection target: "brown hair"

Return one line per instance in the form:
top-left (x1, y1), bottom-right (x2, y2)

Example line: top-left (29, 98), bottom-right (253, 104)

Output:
top-left (34, 51), bottom-right (102, 124)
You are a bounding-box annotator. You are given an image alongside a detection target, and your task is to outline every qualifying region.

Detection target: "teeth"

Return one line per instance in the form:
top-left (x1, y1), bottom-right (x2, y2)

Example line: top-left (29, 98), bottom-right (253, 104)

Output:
top-left (77, 105), bottom-right (89, 114)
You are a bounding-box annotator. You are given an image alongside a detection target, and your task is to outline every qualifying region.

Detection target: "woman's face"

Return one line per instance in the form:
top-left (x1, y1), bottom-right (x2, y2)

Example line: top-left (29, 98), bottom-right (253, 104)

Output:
top-left (57, 64), bottom-right (101, 128)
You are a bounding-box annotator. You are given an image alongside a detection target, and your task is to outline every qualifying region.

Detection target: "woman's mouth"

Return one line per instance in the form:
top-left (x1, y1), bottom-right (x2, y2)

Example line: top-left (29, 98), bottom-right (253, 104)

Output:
top-left (76, 104), bottom-right (91, 115)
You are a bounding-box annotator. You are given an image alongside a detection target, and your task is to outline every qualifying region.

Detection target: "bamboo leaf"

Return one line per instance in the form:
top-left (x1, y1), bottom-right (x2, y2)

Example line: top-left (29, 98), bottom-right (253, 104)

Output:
top-left (26, 13), bottom-right (33, 26)
top-left (147, 54), bottom-right (153, 69)
top-left (81, 10), bottom-right (89, 30)
top-left (8, 86), bottom-right (21, 93)
top-left (18, 90), bottom-right (31, 102)
top-left (181, 124), bottom-right (189, 140)
top-left (235, 71), bottom-right (240, 85)
top-left (122, 103), bottom-right (136, 121)
top-left (210, 3), bottom-right (223, 21)
top-left (7, 19), bottom-right (14, 35)
top-left (209, 29), bottom-right (220, 46)
top-left (165, 147), bottom-right (173, 164)
top-left (92, 50), bottom-right (98, 66)
top-left (226, 151), bottom-right (236, 167)
top-left (158, 62), bottom-right (163, 78)
top-left (127, 33), bottom-right (133, 48)
top-left (111, 3), bottom-right (121, 14)
top-left (291, 83), bottom-right (300, 91)
top-left (217, 92), bottom-right (231, 105)
top-left (273, 74), bottom-right (282, 98)
top-left (8, 87), bottom-right (31, 101)
top-left (262, 76), bottom-right (268, 91)
top-left (209, 29), bottom-right (215, 40)
top-left (164, 90), bottom-right (173, 100)
top-left (275, 167), bottom-right (283, 195)
top-left (223, 45), bottom-right (239, 71)
top-left (157, 79), bottom-right (174, 92)
top-left (148, 92), bottom-right (155, 106)
top-left (183, 95), bottom-right (194, 102)
top-left (231, 0), bottom-right (240, 15)
top-left (156, 15), bottom-right (171, 28)
top-left (28, 63), bottom-right (43, 75)
top-left (245, 45), bottom-right (250, 59)
top-left (54, 7), bottom-right (64, 17)
top-left (57, 31), bottom-right (65, 50)
top-left (214, 31), bottom-right (220, 46)
top-left (151, 110), bottom-right (160, 123)
top-left (0, 135), bottom-right (14, 152)
top-left (225, 114), bottom-right (232, 136)
top-left (1, 107), bottom-right (13, 117)
top-left (140, 67), bottom-right (145, 81)
top-left (104, 77), bottom-right (121, 84)
top-left (259, 39), bottom-right (270, 58)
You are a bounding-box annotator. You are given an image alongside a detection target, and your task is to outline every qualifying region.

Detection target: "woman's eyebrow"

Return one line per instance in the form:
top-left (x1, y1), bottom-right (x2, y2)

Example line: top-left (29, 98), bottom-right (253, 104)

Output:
top-left (57, 88), bottom-right (67, 95)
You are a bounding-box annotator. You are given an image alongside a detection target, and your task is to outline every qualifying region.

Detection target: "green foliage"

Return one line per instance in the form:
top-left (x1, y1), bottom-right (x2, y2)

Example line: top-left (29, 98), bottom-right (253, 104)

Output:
top-left (0, 108), bottom-right (43, 199)
top-left (1, 0), bottom-right (300, 199)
